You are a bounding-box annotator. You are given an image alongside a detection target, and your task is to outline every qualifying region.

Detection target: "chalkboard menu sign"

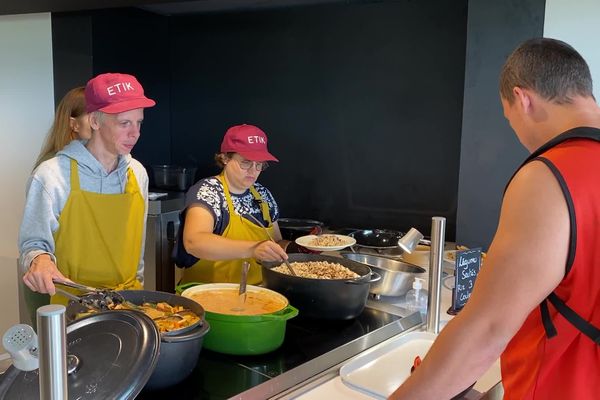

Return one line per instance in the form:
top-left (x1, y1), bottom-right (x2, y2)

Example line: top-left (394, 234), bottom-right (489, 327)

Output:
top-left (451, 248), bottom-right (482, 311)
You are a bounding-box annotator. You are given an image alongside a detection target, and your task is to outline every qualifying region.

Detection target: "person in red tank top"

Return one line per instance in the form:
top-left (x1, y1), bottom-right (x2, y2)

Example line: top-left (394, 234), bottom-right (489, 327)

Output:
top-left (389, 38), bottom-right (600, 400)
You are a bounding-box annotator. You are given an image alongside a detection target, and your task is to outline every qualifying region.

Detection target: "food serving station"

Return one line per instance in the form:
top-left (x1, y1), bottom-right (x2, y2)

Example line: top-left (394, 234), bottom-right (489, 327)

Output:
top-left (139, 299), bottom-right (422, 399)
top-left (138, 220), bottom-right (500, 400)
top-left (2, 219), bottom-right (500, 400)
top-left (139, 242), bottom-right (425, 399)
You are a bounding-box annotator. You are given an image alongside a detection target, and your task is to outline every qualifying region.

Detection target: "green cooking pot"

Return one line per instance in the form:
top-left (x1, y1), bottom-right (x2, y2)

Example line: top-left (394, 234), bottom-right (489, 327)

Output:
top-left (178, 282), bottom-right (298, 355)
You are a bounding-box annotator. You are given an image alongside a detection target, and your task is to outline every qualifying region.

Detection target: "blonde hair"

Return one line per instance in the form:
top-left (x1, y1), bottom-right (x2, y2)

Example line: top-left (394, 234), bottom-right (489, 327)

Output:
top-left (34, 87), bottom-right (86, 168)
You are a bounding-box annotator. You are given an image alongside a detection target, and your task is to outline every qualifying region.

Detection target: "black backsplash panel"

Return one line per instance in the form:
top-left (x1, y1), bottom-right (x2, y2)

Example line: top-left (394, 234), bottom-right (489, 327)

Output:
top-left (91, 8), bottom-right (172, 168)
top-left (52, 1), bottom-right (467, 239)
top-left (51, 12), bottom-right (93, 105)
top-left (456, 0), bottom-right (545, 249)
top-left (169, 1), bottom-right (467, 237)
top-left (52, 8), bottom-right (172, 168)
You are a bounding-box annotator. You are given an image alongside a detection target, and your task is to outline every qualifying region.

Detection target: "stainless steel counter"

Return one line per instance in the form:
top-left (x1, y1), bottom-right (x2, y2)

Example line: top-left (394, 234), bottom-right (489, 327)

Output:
top-left (147, 191), bottom-right (185, 215)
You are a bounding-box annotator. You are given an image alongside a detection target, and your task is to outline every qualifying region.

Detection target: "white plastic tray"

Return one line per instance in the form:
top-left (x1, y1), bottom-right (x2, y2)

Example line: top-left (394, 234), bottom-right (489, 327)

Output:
top-left (340, 331), bottom-right (437, 399)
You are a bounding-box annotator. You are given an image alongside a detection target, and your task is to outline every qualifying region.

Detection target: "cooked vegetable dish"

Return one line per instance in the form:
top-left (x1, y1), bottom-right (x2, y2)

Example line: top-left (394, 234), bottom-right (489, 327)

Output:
top-left (79, 301), bottom-right (200, 333)
top-left (114, 301), bottom-right (200, 332)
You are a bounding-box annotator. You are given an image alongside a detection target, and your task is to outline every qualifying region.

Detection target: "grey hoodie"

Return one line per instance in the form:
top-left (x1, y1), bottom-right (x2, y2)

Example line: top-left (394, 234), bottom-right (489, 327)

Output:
top-left (18, 140), bottom-right (148, 282)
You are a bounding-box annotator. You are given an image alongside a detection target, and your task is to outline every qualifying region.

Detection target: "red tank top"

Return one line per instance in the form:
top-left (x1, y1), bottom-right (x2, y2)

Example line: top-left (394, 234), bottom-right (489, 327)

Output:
top-left (501, 135), bottom-right (600, 400)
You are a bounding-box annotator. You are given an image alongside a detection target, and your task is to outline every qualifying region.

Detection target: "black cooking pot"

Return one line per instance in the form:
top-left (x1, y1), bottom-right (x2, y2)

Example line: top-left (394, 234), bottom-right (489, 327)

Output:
top-left (261, 254), bottom-right (380, 320)
top-left (66, 290), bottom-right (210, 391)
top-left (151, 165), bottom-right (197, 191)
top-left (277, 218), bottom-right (324, 241)
top-left (118, 290), bottom-right (209, 391)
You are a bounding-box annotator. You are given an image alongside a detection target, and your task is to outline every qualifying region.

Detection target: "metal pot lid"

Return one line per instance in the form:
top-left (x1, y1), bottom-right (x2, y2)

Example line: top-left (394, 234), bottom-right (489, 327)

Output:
top-left (0, 311), bottom-right (160, 400)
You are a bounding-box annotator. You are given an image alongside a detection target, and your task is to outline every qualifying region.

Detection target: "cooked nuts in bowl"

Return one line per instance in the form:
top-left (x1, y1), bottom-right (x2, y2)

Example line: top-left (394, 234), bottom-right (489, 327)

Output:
top-left (272, 261), bottom-right (359, 279)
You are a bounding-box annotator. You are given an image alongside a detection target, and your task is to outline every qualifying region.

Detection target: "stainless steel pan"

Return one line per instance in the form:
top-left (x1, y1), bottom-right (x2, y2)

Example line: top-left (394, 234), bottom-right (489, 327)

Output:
top-left (340, 252), bottom-right (426, 297)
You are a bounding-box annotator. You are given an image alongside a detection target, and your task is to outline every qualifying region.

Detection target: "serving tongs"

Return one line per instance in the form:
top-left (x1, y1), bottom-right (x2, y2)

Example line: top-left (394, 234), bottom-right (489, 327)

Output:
top-left (245, 213), bottom-right (297, 276)
top-left (53, 279), bottom-right (124, 310)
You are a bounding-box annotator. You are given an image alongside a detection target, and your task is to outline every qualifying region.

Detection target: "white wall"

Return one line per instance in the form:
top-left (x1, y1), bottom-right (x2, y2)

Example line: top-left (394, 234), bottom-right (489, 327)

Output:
top-left (545, 0), bottom-right (600, 100)
top-left (0, 13), bottom-right (54, 354)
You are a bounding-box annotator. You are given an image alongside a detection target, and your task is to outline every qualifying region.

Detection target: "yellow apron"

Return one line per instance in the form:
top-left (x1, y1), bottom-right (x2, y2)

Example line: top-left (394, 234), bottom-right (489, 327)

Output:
top-left (181, 174), bottom-right (274, 285)
top-left (51, 159), bottom-right (144, 304)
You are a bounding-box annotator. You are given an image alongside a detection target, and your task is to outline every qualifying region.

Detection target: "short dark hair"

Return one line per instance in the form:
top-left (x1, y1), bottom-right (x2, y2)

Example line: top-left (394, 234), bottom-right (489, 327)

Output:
top-left (499, 38), bottom-right (593, 104)
top-left (214, 152), bottom-right (234, 168)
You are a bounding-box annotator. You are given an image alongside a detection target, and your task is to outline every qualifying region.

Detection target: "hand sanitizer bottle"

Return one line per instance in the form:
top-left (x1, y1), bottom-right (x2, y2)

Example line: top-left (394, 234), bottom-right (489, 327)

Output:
top-left (405, 277), bottom-right (428, 317)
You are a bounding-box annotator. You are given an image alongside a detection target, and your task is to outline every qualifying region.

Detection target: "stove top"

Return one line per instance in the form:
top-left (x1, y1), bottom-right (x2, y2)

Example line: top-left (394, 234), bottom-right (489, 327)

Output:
top-left (139, 301), bottom-right (421, 400)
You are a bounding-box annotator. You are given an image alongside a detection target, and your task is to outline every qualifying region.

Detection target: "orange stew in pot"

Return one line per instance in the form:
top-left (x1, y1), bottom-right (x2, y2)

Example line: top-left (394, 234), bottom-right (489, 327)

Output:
top-left (190, 289), bottom-right (286, 316)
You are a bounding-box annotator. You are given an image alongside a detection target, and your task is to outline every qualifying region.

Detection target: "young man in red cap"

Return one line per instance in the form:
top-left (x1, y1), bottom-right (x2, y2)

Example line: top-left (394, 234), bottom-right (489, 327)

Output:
top-left (175, 124), bottom-right (289, 285)
top-left (19, 73), bottom-right (156, 310)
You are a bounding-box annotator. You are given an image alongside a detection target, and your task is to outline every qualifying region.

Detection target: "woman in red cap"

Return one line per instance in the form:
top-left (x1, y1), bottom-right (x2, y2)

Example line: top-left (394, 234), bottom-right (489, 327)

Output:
top-left (175, 124), bottom-right (289, 284)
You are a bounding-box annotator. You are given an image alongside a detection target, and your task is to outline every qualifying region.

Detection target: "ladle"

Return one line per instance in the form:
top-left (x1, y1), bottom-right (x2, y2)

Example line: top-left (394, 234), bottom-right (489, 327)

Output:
top-left (232, 261), bottom-right (250, 312)
top-left (245, 213), bottom-right (297, 276)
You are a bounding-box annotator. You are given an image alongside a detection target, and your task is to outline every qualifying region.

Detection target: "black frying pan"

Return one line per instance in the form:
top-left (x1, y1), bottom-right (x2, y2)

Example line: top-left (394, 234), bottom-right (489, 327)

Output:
top-left (349, 229), bottom-right (404, 249)
top-left (277, 218), bottom-right (324, 240)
